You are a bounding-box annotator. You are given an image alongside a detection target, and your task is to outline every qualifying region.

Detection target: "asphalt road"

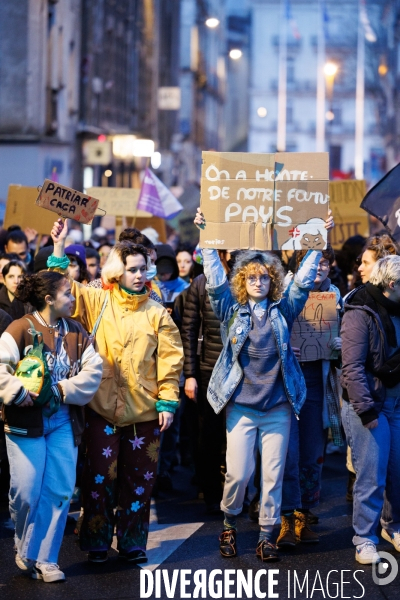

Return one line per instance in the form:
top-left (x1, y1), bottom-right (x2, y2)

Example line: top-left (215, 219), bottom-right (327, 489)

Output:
top-left (1, 452), bottom-right (399, 600)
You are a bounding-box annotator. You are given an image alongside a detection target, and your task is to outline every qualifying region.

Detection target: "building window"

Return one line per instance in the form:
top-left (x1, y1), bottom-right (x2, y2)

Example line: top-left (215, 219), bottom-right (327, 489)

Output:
top-left (287, 57), bottom-right (295, 83)
top-left (286, 101), bottom-right (293, 125)
top-left (329, 145), bottom-right (342, 171)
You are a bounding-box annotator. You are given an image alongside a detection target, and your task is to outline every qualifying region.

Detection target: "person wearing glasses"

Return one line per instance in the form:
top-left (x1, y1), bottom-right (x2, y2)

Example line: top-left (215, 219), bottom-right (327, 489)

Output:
top-left (193, 208), bottom-right (333, 563)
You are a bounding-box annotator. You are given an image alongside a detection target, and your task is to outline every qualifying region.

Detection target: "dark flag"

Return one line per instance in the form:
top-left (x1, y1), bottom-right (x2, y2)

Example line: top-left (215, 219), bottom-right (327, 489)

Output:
top-left (361, 163), bottom-right (400, 242)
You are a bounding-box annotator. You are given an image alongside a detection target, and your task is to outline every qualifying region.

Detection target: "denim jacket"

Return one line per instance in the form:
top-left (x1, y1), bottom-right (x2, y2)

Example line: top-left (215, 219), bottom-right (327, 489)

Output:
top-left (203, 249), bottom-right (322, 415)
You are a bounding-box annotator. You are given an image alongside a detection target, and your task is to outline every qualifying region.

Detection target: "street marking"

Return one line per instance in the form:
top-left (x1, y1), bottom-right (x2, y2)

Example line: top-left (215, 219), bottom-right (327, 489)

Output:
top-left (69, 502), bottom-right (204, 571)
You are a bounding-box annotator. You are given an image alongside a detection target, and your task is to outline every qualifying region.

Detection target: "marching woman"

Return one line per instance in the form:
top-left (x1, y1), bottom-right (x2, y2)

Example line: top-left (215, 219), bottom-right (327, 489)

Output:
top-left (0, 271), bottom-right (103, 582)
top-left (49, 219), bottom-right (183, 564)
top-left (194, 208), bottom-right (334, 562)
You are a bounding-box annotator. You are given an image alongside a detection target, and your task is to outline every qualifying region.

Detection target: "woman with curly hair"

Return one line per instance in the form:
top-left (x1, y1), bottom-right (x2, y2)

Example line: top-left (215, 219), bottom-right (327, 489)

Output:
top-left (194, 207), bottom-right (333, 562)
top-left (48, 219), bottom-right (183, 565)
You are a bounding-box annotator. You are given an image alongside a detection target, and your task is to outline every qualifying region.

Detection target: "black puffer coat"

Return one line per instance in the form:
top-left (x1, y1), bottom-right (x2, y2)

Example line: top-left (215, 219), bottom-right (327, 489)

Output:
top-left (341, 283), bottom-right (398, 425)
top-left (181, 274), bottom-right (223, 377)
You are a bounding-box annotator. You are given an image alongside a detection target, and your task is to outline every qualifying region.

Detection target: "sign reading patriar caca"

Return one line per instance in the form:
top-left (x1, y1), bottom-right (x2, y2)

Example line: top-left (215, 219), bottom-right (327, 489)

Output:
top-left (36, 180), bottom-right (100, 224)
top-left (199, 152), bottom-right (330, 250)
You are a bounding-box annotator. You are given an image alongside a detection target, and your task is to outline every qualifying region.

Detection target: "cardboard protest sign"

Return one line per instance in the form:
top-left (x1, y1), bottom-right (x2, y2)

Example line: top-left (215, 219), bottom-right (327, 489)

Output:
top-left (199, 151), bottom-right (329, 250)
top-left (329, 180), bottom-right (369, 249)
top-left (86, 187), bottom-right (150, 217)
top-left (291, 291), bottom-right (339, 361)
top-left (36, 180), bottom-right (100, 224)
top-left (5, 185), bottom-right (59, 234)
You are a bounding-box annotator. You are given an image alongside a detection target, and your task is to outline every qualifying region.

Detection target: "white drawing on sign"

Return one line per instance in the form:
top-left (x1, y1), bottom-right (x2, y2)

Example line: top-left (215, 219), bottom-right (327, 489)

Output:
top-left (297, 304), bottom-right (328, 361)
top-left (281, 218), bottom-right (327, 250)
top-left (396, 208), bottom-right (400, 227)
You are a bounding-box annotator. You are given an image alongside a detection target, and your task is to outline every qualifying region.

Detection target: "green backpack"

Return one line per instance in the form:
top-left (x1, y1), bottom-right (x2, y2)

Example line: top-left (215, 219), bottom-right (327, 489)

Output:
top-left (14, 319), bottom-right (59, 417)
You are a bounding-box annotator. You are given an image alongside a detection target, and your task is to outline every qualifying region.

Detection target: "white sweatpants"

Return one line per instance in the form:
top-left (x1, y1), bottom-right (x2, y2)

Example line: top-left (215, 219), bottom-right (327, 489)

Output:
top-left (221, 401), bottom-right (291, 526)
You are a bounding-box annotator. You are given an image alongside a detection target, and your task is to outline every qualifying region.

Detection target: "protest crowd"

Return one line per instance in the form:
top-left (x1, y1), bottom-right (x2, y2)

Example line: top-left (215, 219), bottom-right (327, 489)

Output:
top-left (0, 191), bottom-right (400, 584)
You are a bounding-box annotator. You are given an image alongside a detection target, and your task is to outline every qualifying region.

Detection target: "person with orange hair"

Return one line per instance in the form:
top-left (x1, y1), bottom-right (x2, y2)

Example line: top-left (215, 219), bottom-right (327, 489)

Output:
top-left (194, 208), bottom-right (334, 563)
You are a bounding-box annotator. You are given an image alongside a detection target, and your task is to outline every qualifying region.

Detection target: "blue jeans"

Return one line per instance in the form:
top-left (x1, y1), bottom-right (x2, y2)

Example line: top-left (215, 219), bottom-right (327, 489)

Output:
top-left (342, 395), bottom-right (400, 546)
top-left (6, 404), bottom-right (77, 563)
top-left (281, 363), bottom-right (327, 511)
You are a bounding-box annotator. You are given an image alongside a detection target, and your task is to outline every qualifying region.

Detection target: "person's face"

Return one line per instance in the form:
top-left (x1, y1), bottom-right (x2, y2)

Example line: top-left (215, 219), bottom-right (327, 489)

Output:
top-left (119, 254), bottom-right (147, 291)
top-left (157, 271), bottom-right (173, 282)
top-left (149, 249), bottom-right (157, 265)
top-left (358, 249), bottom-right (376, 283)
top-left (176, 251), bottom-right (193, 278)
top-left (5, 241), bottom-right (29, 263)
top-left (245, 265), bottom-right (271, 303)
top-left (4, 266), bottom-right (23, 294)
top-left (99, 245), bottom-right (111, 268)
top-left (67, 258), bottom-right (80, 281)
top-left (49, 279), bottom-right (75, 319)
top-left (314, 257), bottom-right (331, 288)
top-left (0, 258), bottom-right (10, 285)
top-left (86, 257), bottom-right (99, 280)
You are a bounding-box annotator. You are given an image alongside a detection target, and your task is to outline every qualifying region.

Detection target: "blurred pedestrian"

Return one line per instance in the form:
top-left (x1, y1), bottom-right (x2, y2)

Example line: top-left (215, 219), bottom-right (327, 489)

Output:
top-left (176, 245), bottom-right (195, 283)
top-left (4, 230), bottom-right (33, 271)
top-left (0, 260), bottom-right (30, 320)
top-left (0, 271), bottom-right (102, 582)
top-left (278, 245), bottom-right (343, 549)
top-left (65, 244), bottom-right (90, 284)
top-left (155, 244), bottom-right (189, 307)
top-left (85, 247), bottom-right (101, 282)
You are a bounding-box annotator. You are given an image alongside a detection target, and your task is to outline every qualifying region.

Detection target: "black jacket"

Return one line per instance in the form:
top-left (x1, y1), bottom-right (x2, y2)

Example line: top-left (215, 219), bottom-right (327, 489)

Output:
top-left (0, 285), bottom-right (30, 321)
top-left (0, 309), bottom-right (12, 336)
top-left (341, 283), bottom-right (400, 425)
top-left (181, 274), bottom-right (223, 377)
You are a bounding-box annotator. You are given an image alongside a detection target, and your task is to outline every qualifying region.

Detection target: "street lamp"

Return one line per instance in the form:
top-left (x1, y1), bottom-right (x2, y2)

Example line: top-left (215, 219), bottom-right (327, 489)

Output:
top-left (229, 49), bottom-right (242, 60)
top-left (205, 17), bottom-right (219, 28)
top-left (323, 62), bottom-right (338, 78)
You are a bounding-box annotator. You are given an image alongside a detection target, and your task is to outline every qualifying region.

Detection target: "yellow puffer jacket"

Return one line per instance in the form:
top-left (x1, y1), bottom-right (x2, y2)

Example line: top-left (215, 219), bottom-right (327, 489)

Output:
top-left (70, 281), bottom-right (183, 426)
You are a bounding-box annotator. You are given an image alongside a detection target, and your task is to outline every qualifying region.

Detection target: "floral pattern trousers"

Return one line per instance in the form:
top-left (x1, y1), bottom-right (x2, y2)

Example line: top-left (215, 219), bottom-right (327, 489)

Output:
top-left (79, 408), bottom-right (160, 553)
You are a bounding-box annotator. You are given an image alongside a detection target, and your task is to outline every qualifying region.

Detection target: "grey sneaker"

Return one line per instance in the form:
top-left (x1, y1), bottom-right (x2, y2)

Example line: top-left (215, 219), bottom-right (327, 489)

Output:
top-left (15, 553), bottom-right (34, 571)
top-left (32, 562), bottom-right (65, 583)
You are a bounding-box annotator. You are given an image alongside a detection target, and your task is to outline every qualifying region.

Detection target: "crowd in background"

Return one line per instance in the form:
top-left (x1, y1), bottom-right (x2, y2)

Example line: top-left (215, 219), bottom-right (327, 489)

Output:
top-left (0, 213), bottom-right (399, 581)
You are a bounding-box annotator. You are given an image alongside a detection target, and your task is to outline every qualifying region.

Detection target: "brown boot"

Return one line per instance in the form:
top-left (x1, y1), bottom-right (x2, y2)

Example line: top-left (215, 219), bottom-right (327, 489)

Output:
top-left (295, 511), bottom-right (319, 543)
top-left (276, 513), bottom-right (297, 548)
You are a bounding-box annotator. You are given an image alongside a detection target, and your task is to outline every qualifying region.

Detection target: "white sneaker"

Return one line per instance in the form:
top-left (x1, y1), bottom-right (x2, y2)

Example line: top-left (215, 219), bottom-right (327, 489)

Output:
top-left (355, 541), bottom-right (381, 564)
top-left (382, 528), bottom-right (400, 552)
top-left (15, 553), bottom-right (34, 571)
top-left (32, 562), bottom-right (65, 583)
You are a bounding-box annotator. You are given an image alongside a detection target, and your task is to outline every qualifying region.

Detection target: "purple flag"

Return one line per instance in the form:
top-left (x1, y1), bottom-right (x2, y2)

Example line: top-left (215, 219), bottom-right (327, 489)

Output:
top-left (137, 169), bottom-right (183, 219)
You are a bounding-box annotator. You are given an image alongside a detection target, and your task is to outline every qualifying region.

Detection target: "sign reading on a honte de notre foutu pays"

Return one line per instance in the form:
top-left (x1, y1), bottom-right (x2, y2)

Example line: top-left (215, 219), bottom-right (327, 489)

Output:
top-left (36, 180), bottom-right (100, 224)
top-left (199, 151), bottom-right (330, 250)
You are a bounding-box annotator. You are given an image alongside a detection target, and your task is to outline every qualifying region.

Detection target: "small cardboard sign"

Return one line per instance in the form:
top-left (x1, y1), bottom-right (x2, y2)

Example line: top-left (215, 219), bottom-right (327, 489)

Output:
top-left (36, 180), bottom-right (100, 224)
top-left (199, 152), bottom-right (329, 250)
top-left (5, 185), bottom-right (59, 234)
top-left (291, 291), bottom-right (339, 361)
top-left (329, 180), bottom-right (369, 249)
top-left (86, 187), bottom-right (151, 217)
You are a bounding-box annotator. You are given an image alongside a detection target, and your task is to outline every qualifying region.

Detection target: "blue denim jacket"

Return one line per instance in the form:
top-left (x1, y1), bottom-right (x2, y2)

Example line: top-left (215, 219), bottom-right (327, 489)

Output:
top-left (203, 249), bottom-right (322, 416)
